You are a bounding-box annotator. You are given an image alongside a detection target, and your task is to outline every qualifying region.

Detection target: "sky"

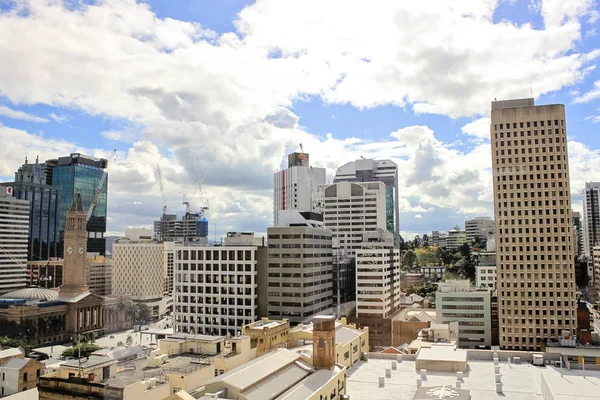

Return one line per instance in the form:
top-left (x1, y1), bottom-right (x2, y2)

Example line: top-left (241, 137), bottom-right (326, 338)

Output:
top-left (1, 0), bottom-right (600, 240)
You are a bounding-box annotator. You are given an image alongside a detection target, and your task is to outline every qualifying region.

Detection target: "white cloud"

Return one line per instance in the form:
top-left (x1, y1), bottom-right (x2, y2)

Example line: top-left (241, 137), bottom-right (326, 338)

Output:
top-left (0, 105), bottom-right (48, 123)
top-left (574, 80), bottom-right (600, 103)
top-left (540, 0), bottom-right (595, 27)
top-left (461, 117), bottom-right (491, 139)
top-left (48, 113), bottom-right (71, 123)
top-left (415, 214), bottom-right (423, 219)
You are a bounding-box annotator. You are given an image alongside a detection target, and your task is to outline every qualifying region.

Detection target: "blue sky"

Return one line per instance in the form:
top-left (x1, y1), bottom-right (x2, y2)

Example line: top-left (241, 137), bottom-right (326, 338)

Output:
top-left (1, 0), bottom-right (600, 238)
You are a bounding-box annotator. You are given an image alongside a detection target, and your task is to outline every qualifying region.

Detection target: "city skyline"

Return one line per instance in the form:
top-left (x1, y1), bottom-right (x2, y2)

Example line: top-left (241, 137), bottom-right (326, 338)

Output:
top-left (1, 1), bottom-right (600, 240)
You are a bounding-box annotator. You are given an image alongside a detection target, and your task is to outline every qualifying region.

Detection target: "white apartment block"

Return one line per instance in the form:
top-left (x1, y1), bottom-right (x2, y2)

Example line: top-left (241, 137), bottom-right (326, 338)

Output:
top-left (465, 217), bottom-right (495, 243)
top-left (112, 228), bottom-right (170, 318)
top-left (582, 182), bottom-right (600, 258)
top-left (594, 246), bottom-right (600, 303)
top-left (476, 266), bottom-right (497, 289)
top-left (266, 224), bottom-right (333, 323)
top-left (173, 233), bottom-right (267, 336)
top-left (273, 152), bottom-right (326, 227)
top-left (436, 280), bottom-right (492, 349)
top-left (355, 231), bottom-right (401, 319)
top-left (0, 187), bottom-right (29, 294)
top-left (320, 181), bottom-right (387, 254)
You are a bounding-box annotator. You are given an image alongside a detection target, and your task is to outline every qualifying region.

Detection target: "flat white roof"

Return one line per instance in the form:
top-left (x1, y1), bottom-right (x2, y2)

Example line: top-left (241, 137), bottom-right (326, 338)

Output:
top-left (416, 345), bottom-right (467, 363)
top-left (541, 368), bottom-right (600, 399)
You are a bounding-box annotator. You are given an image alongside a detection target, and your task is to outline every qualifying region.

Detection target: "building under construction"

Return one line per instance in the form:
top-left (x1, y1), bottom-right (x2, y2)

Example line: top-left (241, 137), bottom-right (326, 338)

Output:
top-left (154, 212), bottom-right (209, 243)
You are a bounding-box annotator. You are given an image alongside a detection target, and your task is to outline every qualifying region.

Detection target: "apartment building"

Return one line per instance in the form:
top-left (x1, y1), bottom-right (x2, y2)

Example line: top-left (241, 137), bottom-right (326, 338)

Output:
top-left (476, 266), bottom-right (497, 289)
top-left (355, 231), bottom-right (401, 319)
top-left (320, 181), bottom-right (387, 254)
top-left (582, 182), bottom-right (600, 258)
top-left (173, 232), bottom-right (267, 336)
top-left (85, 255), bottom-right (112, 296)
top-left (491, 98), bottom-right (578, 350)
top-left (465, 217), bottom-right (495, 243)
top-left (266, 212), bottom-right (333, 323)
top-left (436, 280), bottom-right (492, 348)
top-left (594, 246), bottom-right (600, 302)
top-left (0, 187), bottom-right (29, 294)
top-left (112, 228), bottom-right (170, 319)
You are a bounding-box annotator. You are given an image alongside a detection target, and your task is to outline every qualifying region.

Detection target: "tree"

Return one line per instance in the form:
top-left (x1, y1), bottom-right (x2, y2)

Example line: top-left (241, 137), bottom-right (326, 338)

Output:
top-left (117, 341), bottom-right (125, 347)
top-left (62, 343), bottom-right (101, 359)
top-left (402, 250), bottom-right (417, 270)
top-left (125, 334), bottom-right (133, 348)
top-left (413, 235), bottom-right (421, 249)
top-left (135, 304), bottom-right (152, 324)
top-left (435, 247), bottom-right (453, 266)
top-left (422, 234), bottom-right (429, 248)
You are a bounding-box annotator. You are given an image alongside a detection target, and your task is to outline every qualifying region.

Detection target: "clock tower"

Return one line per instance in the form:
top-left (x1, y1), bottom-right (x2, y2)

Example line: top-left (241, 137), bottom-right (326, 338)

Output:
top-left (58, 192), bottom-right (89, 298)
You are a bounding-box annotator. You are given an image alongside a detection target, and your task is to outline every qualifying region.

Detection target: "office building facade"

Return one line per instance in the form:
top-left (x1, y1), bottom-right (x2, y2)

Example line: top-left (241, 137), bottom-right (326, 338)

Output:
top-left (46, 153), bottom-right (108, 256)
top-left (0, 158), bottom-right (61, 261)
top-left (491, 98), bottom-right (577, 350)
top-left (112, 229), bottom-right (170, 318)
top-left (446, 226), bottom-right (466, 251)
top-left (266, 223), bottom-right (333, 324)
top-left (173, 233), bottom-right (267, 336)
top-left (273, 152), bottom-right (326, 226)
top-left (320, 181), bottom-right (387, 254)
top-left (154, 212), bottom-right (209, 243)
top-left (465, 217), bottom-right (495, 243)
top-left (582, 182), bottom-right (600, 259)
top-left (355, 231), bottom-right (401, 319)
top-left (0, 187), bottom-right (29, 294)
top-left (436, 280), bottom-right (492, 349)
top-left (334, 159), bottom-right (399, 239)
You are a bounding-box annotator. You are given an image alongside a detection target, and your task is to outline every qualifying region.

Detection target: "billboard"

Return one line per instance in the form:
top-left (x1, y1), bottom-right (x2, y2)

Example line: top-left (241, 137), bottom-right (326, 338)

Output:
top-left (288, 152), bottom-right (309, 168)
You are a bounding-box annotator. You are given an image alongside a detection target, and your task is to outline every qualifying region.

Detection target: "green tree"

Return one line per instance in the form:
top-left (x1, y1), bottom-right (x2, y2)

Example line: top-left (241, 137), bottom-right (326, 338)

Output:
top-left (135, 304), bottom-right (152, 324)
top-left (422, 234), bottom-right (429, 248)
top-left (125, 334), bottom-right (133, 347)
top-left (62, 343), bottom-right (101, 359)
top-left (402, 250), bottom-right (417, 270)
top-left (435, 246), bottom-right (453, 265)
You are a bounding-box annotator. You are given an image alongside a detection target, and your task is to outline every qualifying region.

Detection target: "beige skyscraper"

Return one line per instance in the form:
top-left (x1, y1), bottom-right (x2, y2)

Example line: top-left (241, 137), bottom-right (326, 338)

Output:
top-left (491, 98), bottom-right (577, 351)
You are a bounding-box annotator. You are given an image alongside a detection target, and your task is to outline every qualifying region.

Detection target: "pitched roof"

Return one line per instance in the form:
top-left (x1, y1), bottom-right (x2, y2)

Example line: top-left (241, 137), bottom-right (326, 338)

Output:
top-left (0, 347), bottom-right (24, 359)
top-left (3, 358), bottom-right (29, 369)
top-left (379, 346), bottom-right (403, 354)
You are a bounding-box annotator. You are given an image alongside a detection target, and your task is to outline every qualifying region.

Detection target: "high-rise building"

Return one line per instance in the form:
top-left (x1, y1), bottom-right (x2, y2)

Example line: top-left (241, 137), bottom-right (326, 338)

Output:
top-left (355, 231), bottom-right (400, 319)
top-left (594, 246), bottom-right (600, 302)
top-left (320, 181), bottom-right (387, 254)
top-left (0, 187), bottom-right (29, 294)
top-left (112, 228), bottom-right (171, 319)
top-left (582, 182), bottom-right (600, 263)
top-left (491, 98), bottom-right (577, 350)
top-left (334, 159), bottom-right (399, 239)
top-left (154, 212), bottom-right (209, 243)
top-left (45, 153), bottom-right (108, 256)
top-left (465, 217), bottom-right (495, 243)
top-left (572, 211), bottom-right (583, 258)
top-left (173, 232), bottom-right (267, 336)
top-left (273, 152), bottom-right (326, 227)
top-left (266, 211), bottom-right (333, 324)
top-left (0, 157), bottom-right (61, 261)
top-left (85, 255), bottom-right (112, 296)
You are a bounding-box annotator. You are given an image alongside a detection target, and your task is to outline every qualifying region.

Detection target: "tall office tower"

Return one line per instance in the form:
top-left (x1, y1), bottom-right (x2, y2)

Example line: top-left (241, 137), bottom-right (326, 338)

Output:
top-left (355, 231), bottom-right (400, 319)
top-left (0, 187), bottom-right (29, 294)
top-left (572, 211), bottom-right (583, 258)
top-left (491, 98), bottom-right (577, 350)
top-left (0, 157), bottom-right (61, 261)
top-left (320, 181), bottom-right (387, 254)
top-left (112, 229), bottom-right (171, 319)
top-left (266, 211), bottom-right (333, 323)
top-left (334, 159), bottom-right (399, 240)
top-left (45, 153), bottom-right (108, 256)
top-left (273, 152), bottom-right (326, 226)
top-left (465, 217), bottom-right (495, 243)
top-left (173, 232), bottom-right (267, 336)
top-left (446, 226), bottom-right (467, 251)
top-left (582, 182), bottom-right (600, 259)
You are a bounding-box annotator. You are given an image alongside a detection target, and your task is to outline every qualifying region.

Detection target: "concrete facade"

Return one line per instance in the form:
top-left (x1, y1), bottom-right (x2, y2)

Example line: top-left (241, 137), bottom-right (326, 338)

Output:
top-left (465, 217), bottom-right (495, 243)
top-left (320, 181), bottom-right (387, 254)
top-left (266, 226), bottom-right (333, 323)
top-left (436, 280), bottom-right (492, 348)
top-left (491, 98), bottom-right (578, 350)
top-left (0, 187), bottom-right (29, 294)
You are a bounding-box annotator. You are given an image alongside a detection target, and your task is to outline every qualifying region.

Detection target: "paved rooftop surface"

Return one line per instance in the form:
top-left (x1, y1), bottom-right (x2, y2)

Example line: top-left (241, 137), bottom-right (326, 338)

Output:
top-left (346, 357), bottom-right (600, 400)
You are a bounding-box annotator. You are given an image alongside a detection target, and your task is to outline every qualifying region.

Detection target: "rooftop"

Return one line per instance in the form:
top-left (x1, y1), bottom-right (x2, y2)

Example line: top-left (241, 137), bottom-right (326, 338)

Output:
top-left (0, 347), bottom-right (24, 359)
top-left (0, 287), bottom-right (59, 301)
top-left (346, 355), bottom-right (600, 400)
top-left (3, 358), bottom-right (30, 369)
top-left (416, 344), bottom-right (467, 363)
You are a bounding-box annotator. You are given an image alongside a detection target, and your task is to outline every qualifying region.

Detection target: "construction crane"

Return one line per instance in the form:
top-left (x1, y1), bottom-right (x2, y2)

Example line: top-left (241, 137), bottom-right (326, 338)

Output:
top-left (86, 171), bottom-right (107, 221)
top-left (183, 158), bottom-right (212, 214)
top-left (299, 143), bottom-right (324, 213)
top-left (157, 164), bottom-right (167, 216)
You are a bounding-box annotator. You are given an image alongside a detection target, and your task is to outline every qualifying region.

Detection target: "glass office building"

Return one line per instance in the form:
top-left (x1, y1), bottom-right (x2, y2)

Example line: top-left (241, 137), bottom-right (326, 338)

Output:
top-left (1, 158), bottom-right (61, 261)
top-left (48, 154), bottom-right (108, 256)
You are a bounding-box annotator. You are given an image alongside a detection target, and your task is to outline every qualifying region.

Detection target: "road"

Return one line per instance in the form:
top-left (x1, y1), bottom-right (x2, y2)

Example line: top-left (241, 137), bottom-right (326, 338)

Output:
top-left (94, 316), bottom-right (173, 349)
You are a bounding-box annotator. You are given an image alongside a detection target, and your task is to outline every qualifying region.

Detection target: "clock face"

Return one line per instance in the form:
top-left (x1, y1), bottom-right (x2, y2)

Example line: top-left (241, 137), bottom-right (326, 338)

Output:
top-left (66, 247), bottom-right (73, 255)
top-left (78, 247), bottom-right (85, 255)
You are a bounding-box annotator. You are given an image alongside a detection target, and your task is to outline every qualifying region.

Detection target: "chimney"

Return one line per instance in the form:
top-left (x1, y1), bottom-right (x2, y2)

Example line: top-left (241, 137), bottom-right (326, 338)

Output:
top-left (312, 315), bottom-right (336, 370)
